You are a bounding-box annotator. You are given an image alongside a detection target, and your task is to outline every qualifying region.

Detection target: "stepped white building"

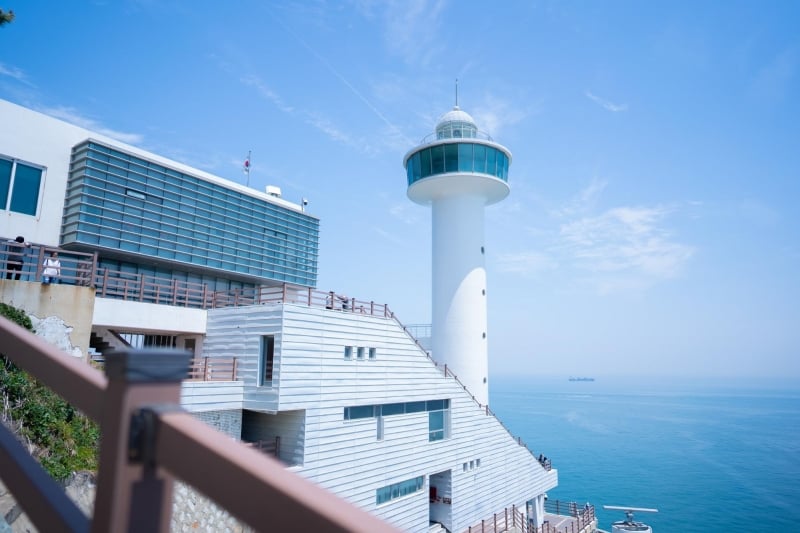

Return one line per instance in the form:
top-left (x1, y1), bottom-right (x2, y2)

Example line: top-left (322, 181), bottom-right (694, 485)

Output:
top-left (0, 99), bottom-right (559, 532)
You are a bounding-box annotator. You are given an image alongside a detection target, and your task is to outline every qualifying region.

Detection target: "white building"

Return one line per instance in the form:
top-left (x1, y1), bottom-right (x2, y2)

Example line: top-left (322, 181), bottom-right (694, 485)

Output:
top-left (0, 99), bottom-right (558, 532)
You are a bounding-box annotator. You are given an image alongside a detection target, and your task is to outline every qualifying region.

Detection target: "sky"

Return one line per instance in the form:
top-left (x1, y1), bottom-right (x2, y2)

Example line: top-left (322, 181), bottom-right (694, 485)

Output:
top-left (1, 1), bottom-right (798, 380)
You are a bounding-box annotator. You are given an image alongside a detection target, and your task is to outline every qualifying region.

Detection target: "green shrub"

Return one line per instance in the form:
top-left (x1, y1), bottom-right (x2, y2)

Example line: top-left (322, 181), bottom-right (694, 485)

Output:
top-left (0, 302), bottom-right (99, 481)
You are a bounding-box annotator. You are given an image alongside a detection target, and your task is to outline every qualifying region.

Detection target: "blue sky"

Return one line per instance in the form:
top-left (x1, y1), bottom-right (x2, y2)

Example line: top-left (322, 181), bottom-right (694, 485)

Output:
top-left (2, 1), bottom-right (798, 379)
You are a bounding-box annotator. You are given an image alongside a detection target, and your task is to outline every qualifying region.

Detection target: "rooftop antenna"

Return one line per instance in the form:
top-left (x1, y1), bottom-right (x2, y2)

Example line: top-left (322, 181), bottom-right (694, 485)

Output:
top-left (455, 78), bottom-right (459, 109)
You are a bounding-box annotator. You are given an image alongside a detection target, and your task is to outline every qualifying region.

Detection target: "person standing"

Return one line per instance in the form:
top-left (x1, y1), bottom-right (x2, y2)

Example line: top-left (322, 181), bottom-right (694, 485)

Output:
top-left (42, 251), bottom-right (61, 284)
top-left (5, 236), bottom-right (29, 280)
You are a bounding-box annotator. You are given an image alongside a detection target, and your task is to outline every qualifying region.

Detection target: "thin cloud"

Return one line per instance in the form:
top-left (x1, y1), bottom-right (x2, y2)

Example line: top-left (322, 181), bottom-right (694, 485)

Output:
top-left (38, 105), bottom-right (144, 144)
top-left (0, 62), bottom-right (32, 86)
top-left (270, 8), bottom-right (413, 146)
top-left (559, 206), bottom-right (693, 279)
top-left (585, 91), bottom-right (628, 112)
top-left (240, 75), bottom-right (294, 113)
top-left (496, 251), bottom-right (557, 276)
top-left (376, 0), bottom-right (448, 67)
top-left (472, 94), bottom-right (535, 138)
top-left (240, 73), bottom-right (373, 153)
top-left (500, 181), bottom-right (694, 292)
top-left (373, 226), bottom-right (406, 247)
top-left (552, 177), bottom-right (607, 218)
top-left (389, 204), bottom-right (421, 225)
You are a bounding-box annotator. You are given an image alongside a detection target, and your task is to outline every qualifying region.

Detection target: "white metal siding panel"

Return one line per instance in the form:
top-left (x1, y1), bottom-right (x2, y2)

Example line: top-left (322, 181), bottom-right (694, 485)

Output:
top-left (204, 303), bottom-right (557, 533)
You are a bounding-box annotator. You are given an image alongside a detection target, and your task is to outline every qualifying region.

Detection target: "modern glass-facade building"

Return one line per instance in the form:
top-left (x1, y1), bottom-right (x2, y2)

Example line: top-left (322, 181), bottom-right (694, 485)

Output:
top-left (61, 140), bottom-right (319, 289)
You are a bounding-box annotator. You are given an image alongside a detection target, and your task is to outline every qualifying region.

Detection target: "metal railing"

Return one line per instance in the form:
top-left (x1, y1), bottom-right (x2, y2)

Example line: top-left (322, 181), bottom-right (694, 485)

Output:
top-left (187, 356), bottom-right (238, 381)
top-left (0, 317), bottom-right (399, 533)
top-left (464, 501), bottom-right (595, 533)
top-left (1, 242), bottom-right (96, 285)
top-left (465, 504), bottom-right (529, 533)
top-left (536, 501), bottom-right (596, 533)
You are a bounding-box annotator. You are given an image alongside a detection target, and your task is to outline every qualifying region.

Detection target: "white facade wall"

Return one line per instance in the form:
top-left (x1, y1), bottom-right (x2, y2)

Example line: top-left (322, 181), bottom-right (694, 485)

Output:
top-left (93, 298), bottom-right (207, 334)
top-left (181, 381), bottom-right (244, 412)
top-left (204, 304), bottom-right (557, 533)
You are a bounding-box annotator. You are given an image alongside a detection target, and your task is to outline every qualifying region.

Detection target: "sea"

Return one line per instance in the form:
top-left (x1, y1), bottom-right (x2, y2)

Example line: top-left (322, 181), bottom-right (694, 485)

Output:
top-left (489, 375), bottom-right (800, 532)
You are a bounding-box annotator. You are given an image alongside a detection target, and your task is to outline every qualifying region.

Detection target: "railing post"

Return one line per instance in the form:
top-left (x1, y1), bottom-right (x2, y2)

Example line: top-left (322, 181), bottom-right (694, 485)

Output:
top-left (35, 246), bottom-right (45, 281)
top-left (91, 348), bottom-right (190, 533)
top-left (171, 279), bottom-right (178, 306)
top-left (232, 357), bottom-right (238, 380)
top-left (308, 287), bottom-right (313, 306)
top-left (102, 268), bottom-right (109, 297)
top-left (138, 273), bottom-right (145, 302)
top-left (90, 251), bottom-right (99, 287)
top-left (282, 283), bottom-right (287, 303)
top-left (204, 356), bottom-right (210, 381)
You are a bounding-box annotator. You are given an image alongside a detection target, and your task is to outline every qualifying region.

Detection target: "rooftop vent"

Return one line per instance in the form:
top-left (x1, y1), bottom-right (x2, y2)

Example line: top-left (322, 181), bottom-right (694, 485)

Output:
top-left (265, 185), bottom-right (282, 198)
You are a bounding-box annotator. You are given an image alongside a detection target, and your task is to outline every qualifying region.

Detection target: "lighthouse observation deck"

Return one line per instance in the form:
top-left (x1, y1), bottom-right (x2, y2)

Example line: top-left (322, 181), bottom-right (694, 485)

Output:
top-left (404, 106), bottom-right (510, 205)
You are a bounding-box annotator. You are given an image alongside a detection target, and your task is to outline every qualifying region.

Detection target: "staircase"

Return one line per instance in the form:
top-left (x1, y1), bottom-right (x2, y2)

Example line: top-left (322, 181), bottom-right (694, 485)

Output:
top-left (88, 332), bottom-right (112, 364)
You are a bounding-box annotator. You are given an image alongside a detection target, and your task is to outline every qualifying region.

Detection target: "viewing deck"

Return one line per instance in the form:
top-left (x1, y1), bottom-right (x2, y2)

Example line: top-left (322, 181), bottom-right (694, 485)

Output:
top-left (464, 501), bottom-right (596, 533)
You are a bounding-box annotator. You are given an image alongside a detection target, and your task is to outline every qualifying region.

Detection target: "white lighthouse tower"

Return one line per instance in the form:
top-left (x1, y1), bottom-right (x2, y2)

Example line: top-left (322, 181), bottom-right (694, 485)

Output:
top-left (404, 102), bottom-right (511, 406)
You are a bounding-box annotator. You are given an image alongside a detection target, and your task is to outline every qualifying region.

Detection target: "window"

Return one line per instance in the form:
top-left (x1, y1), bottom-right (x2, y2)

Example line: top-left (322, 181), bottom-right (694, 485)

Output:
top-left (428, 399), bottom-right (450, 442)
top-left (0, 156), bottom-right (44, 216)
top-left (344, 405), bottom-right (375, 420)
top-left (344, 346), bottom-right (353, 359)
top-left (259, 335), bottom-right (275, 386)
top-left (369, 347), bottom-right (377, 360)
top-left (376, 476), bottom-right (424, 505)
top-left (357, 347), bottom-right (365, 360)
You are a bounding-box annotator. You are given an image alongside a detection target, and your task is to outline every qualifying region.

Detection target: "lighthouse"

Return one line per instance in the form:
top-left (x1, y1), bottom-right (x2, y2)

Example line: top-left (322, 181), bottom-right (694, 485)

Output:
top-left (404, 103), bottom-right (511, 406)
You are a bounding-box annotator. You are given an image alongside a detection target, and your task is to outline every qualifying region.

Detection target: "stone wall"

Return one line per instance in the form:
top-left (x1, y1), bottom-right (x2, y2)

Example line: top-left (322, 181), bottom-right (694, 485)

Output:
top-left (191, 409), bottom-right (242, 440)
top-left (0, 473), bottom-right (253, 532)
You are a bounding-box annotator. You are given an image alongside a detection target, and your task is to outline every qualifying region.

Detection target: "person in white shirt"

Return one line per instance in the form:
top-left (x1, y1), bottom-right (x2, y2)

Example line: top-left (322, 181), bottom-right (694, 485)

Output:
top-left (42, 251), bottom-right (61, 285)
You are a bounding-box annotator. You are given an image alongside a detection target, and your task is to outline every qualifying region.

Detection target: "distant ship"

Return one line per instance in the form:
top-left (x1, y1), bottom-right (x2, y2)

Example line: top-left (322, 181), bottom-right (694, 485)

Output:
top-left (568, 377), bottom-right (595, 382)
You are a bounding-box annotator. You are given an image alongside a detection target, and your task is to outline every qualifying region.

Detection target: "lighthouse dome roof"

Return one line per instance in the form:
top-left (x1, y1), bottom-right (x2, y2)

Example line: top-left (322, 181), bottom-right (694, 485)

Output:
top-left (435, 106), bottom-right (478, 139)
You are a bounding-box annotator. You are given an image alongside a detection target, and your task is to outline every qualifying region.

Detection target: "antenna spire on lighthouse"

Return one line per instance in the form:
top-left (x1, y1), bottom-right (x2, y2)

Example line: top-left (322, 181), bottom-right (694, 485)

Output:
top-left (403, 99), bottom-right (511, 406)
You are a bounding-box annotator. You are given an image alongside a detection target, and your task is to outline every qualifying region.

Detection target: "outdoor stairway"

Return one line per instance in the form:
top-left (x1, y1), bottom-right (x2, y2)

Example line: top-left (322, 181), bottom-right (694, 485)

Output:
top-left (88, 332), bottom-right (112, 364)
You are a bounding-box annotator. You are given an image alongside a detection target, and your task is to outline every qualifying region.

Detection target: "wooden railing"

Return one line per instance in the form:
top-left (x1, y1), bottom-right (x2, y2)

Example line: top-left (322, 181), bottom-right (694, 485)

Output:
top-left (246, 437), bottom-right (281, 458)
top-left (1, 242), bottom-right (96, 286)
top-left (535, 501), bottom-right (596, 533)
top-left (465, 504), bottom-right (530, 533)
top-left (187, 356), bottom-right (238, 381)
top-left (0, 317), bottom-right (399, 533)
top-left (464, 501), bottom-right (595, 533)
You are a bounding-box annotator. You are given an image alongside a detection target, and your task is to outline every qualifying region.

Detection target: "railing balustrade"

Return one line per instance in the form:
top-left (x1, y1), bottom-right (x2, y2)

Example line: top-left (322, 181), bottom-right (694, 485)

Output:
top-left (464, 501), bottom-right (595, 533)
top-left (187, 356), bottom-right (238, 381)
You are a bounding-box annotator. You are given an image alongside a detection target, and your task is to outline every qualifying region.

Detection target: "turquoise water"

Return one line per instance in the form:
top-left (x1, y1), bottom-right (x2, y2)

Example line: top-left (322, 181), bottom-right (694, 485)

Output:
top-left (490, 376), bottom-right (800, 532)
